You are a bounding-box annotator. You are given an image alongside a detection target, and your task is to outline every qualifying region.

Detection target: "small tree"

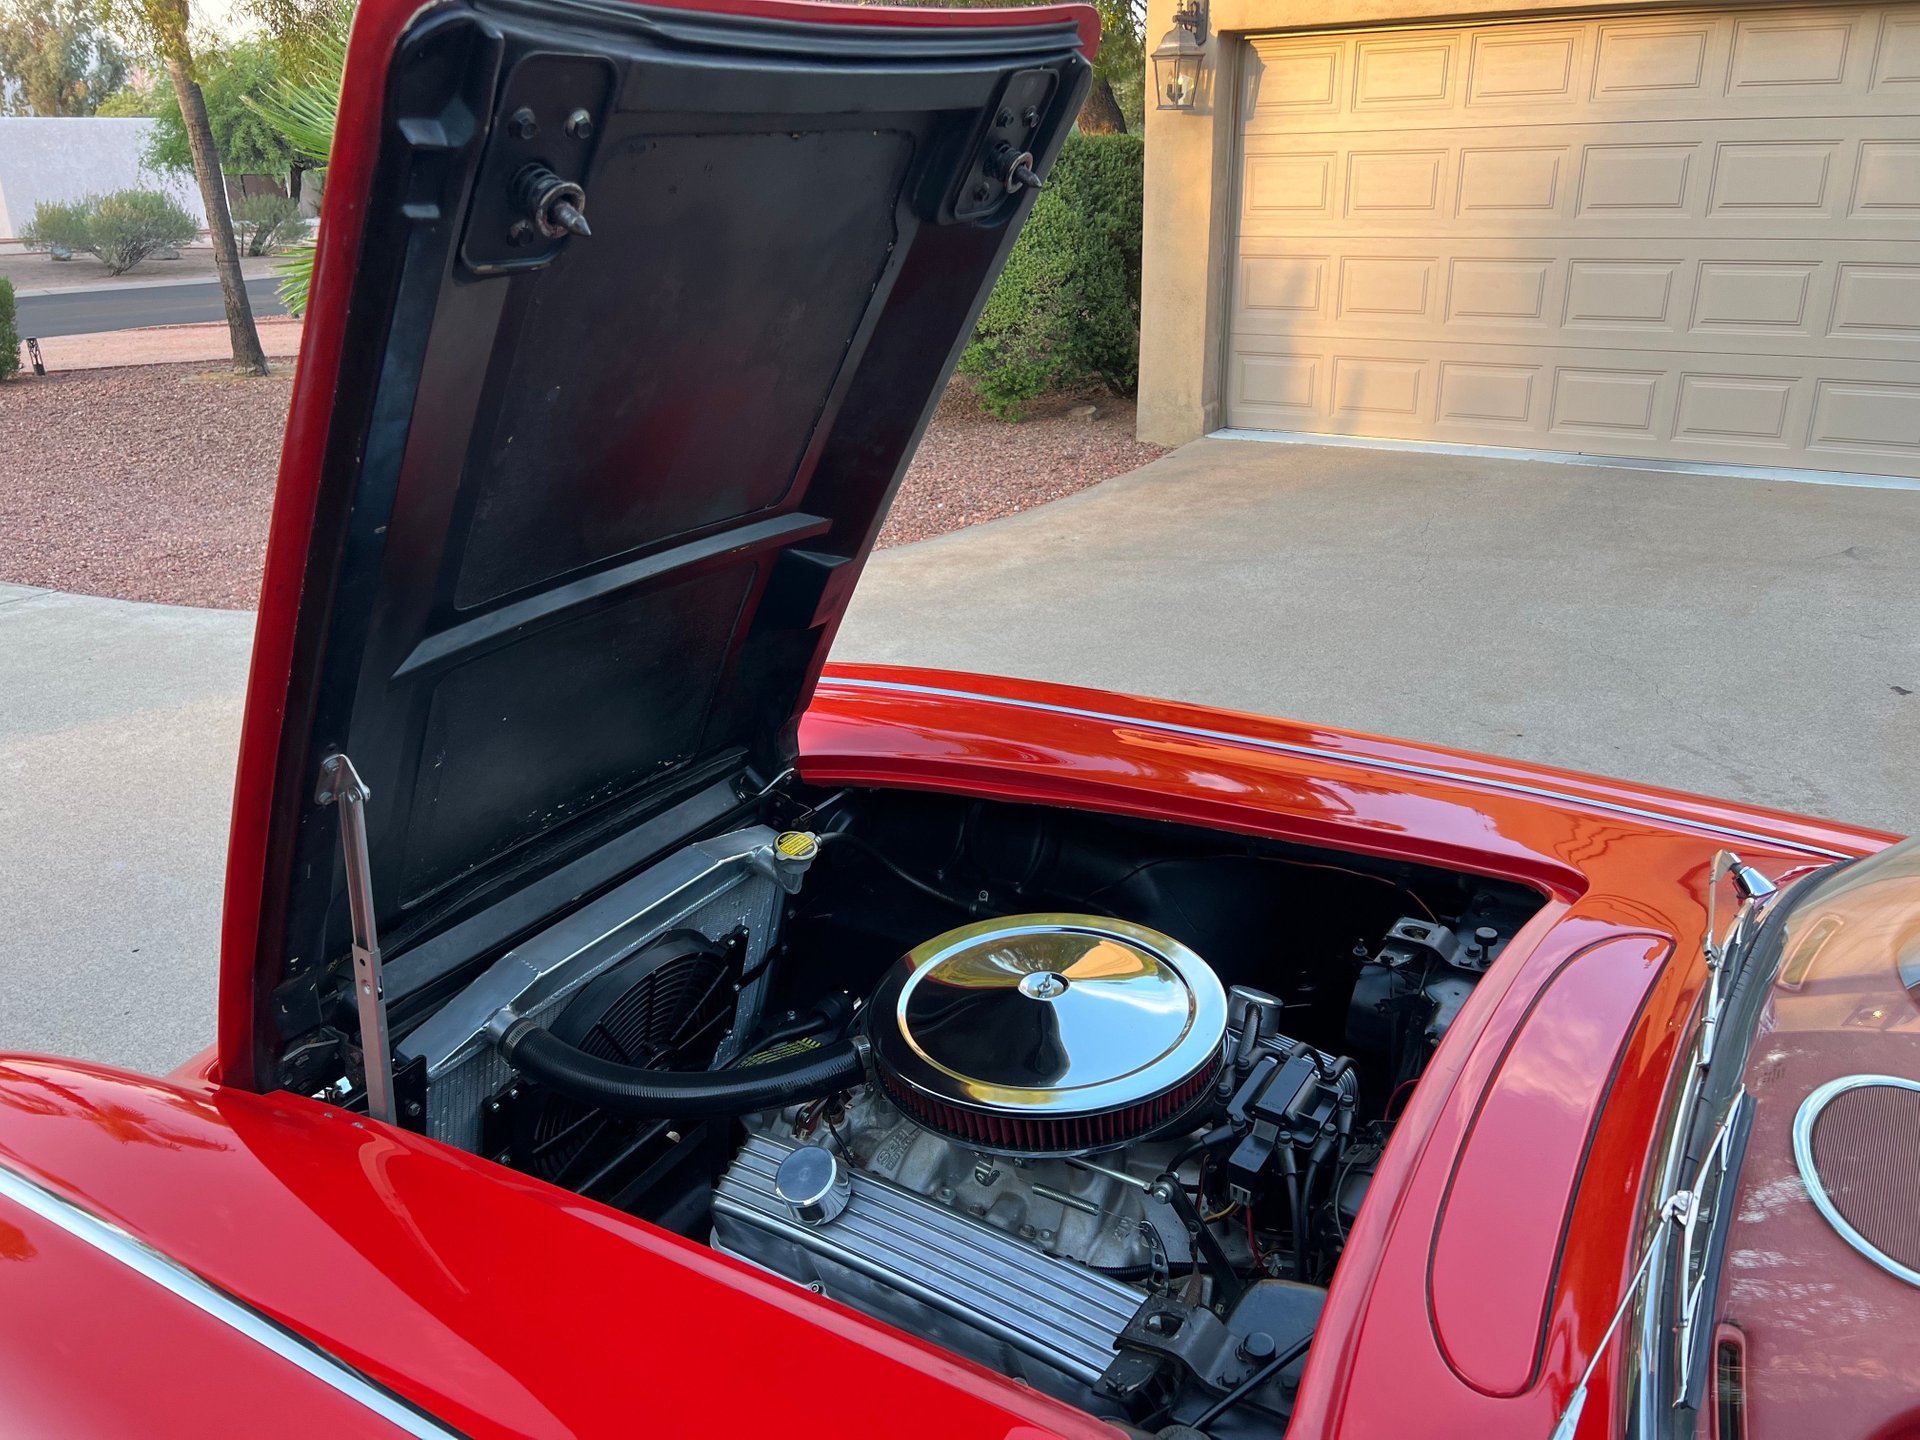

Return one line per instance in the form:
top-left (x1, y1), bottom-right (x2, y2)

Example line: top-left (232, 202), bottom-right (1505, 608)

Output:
top-left (18, 195), bottom-right (90, 255)
top-left (231, 191), bottom-right (300, 255)
top-left (84, 188), bottom-right (197, 272)
top-left (22, 189), bottom-right (197, 274)
top-left (0, 278), bottom-right (21, 381)
top-left (144, 38), bottom-right (298, 193)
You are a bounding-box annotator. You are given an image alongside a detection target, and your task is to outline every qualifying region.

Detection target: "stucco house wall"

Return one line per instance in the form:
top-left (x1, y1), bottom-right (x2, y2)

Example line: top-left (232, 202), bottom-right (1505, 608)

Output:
top-left (0, 117), bottom-right (207, 241)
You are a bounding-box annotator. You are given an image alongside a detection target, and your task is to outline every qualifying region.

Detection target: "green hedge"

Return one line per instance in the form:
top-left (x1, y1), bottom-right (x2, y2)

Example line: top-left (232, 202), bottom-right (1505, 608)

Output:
top-left (959, 131), bottom-right (1144, 419)
top-left (0, 278), bottom-right (19, 382)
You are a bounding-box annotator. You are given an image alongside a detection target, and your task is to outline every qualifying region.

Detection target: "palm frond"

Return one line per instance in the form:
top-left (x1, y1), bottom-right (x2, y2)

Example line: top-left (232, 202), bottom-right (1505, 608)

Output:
top-left (275, 240), bottom-right (316, 316)
top-left (242, 26), bottom-right (345, 317)
top-left (241, 31), bottom-right (342, 166)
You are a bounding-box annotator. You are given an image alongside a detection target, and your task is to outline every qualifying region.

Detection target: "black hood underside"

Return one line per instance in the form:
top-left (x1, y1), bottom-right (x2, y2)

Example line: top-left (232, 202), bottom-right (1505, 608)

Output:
top-left (261, 0), bottom-right (1088, 1072)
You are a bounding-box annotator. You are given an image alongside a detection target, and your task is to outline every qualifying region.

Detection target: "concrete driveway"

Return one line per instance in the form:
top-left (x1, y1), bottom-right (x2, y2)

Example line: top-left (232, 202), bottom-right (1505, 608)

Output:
top-left (837, 439), bottom-right (1919, 832)
top-left (2, 439), bottom-right (1914, 1075)
top-left (0, 583), bottom-right (252, 1075)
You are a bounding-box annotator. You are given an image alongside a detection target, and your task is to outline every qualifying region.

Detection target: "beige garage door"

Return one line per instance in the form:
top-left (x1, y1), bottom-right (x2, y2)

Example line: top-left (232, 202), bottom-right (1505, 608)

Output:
top-left (1226, 4), bottom-right (1920, 476)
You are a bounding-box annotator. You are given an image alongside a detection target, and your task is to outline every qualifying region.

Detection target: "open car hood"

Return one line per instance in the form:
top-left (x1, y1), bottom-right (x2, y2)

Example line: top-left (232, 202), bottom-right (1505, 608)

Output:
top-left (218, 0), bottom-right (1094, 1089)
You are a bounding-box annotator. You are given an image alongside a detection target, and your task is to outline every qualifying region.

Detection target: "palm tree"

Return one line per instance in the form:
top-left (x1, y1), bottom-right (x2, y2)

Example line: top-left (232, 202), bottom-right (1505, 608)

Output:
top-left (110, 0), bottom-right (270, 374)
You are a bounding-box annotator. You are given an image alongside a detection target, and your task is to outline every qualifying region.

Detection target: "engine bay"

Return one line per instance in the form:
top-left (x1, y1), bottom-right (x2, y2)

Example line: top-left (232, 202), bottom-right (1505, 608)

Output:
top-left (382, 785), bottom-right (1543, 1437)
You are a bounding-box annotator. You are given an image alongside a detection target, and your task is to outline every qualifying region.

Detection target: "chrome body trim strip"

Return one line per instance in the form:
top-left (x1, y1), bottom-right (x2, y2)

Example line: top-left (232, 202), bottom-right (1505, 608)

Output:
top-left (0, 1160), bottom-right (464, 1438)
top-left (1792, 1074), bottom-right (1920, 1289)
top-left (814, 676), bottom-right (1857, 861)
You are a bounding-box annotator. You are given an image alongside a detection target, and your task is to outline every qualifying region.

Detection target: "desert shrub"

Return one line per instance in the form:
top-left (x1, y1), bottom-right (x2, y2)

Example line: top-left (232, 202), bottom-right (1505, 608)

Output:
top-left (21, 190), bottom-right (199, 275)
top-left (232, 192), bottom-right (302, 256)
top-left (959, 132), bottom-right (1144, 419)
top-left (0, 279), bottom-right (19, 382)
top-left (83, 190), bottom-right (199, 274)
top-left (19, 198), bottom-right (93, 258)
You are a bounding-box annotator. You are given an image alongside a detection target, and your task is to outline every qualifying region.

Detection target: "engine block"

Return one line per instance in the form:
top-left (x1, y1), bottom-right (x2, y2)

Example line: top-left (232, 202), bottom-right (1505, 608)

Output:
top-left (712, 1087), bottom-right (1210, 1409)
top-left (713, 1131), bottom-right (1149, 1405)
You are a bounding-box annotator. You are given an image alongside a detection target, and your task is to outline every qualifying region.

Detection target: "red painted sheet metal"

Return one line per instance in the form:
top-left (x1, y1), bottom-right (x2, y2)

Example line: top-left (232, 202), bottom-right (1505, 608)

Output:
top-left (796, 669), bottom-right (1880, 1439)
top-left (216, 0), bottom-right (1099, 1090)
top-left (0, 1057), bottom-right (1118, 1440)
top-left (1427, 932), bottom-right (1673, 1396)
top-left (0, 1191), bottom-right (409, 1439)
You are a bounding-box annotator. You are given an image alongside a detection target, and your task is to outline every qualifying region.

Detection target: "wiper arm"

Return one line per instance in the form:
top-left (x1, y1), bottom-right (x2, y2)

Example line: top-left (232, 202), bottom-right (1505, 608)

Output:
top-left (1549, 1191), bottom-right (1691, 1440)
top-left (1548, 1090), bottom-right (1752, 1440)
top-left (1697, 852), bottom-right (1778, 1071)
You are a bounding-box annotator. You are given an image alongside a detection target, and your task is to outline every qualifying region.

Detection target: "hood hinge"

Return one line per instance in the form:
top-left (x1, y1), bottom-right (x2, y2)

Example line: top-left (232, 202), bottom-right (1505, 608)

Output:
top-left (315, 753), bottom-right (397, 1125)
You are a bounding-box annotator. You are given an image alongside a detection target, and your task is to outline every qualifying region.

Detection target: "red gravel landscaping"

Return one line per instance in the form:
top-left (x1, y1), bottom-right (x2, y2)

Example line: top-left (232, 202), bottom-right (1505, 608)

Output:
top-left (1, 363), bottom-right (1161, 610)
top-left (1, 364), bottom-right (295, 609)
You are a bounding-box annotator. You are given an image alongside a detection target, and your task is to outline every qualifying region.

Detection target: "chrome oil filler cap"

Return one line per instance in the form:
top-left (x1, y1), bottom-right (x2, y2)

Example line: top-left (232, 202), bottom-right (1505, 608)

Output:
top-left (774, 1144), bottom-right (851, 1227)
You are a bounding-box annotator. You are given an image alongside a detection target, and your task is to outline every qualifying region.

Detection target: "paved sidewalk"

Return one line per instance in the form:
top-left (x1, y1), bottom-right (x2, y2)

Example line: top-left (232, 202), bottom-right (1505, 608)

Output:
top-left (27, 315), bottom-right (304, 372)
top-left (1, 246), bottom-right (279, 297)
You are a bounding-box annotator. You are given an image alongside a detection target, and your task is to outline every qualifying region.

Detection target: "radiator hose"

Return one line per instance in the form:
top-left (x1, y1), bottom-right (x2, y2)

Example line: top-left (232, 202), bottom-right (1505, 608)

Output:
top-left (498, 1019), bottom-right (866, 1118)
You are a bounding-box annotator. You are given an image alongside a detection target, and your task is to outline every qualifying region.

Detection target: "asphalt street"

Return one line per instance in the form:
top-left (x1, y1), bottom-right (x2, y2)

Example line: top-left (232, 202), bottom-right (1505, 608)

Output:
top-left (15, 276), bottom-right (287, 337)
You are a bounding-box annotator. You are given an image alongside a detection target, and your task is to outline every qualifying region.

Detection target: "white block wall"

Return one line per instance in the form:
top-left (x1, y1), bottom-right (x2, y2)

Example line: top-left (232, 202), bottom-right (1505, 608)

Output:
top-left (0, 117), bottom-right (207, 240)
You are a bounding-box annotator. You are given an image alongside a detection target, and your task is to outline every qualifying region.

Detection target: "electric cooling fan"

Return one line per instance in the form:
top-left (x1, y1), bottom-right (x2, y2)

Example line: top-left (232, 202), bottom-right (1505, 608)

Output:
top-left (511, 931), bottom-right (736, 1191)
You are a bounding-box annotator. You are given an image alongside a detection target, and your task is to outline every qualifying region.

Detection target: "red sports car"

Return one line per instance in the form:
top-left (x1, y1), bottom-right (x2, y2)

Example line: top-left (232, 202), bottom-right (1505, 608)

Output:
top-left (3, 1), bottom-right (1914, 1436)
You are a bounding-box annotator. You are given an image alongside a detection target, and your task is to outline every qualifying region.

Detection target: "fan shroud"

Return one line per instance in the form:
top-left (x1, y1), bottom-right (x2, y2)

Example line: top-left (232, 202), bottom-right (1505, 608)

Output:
top-left (510, 930), bottom-right (736, 1190)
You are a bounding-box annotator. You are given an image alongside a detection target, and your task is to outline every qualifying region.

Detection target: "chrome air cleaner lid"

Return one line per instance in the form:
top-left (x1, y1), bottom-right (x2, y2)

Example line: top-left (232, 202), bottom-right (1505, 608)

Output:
top-left (866, 914), bottom-right (1228, 1155)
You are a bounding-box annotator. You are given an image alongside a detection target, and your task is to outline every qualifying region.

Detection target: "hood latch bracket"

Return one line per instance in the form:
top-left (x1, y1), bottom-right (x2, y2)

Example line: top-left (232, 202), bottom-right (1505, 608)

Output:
top-left (316, 753), bottom-right (397, 1125)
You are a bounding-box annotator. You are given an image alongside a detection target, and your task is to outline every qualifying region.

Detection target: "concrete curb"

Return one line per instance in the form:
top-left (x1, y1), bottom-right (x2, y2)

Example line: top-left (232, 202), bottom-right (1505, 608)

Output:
top-left (10, 267), bottom-right (283, 300)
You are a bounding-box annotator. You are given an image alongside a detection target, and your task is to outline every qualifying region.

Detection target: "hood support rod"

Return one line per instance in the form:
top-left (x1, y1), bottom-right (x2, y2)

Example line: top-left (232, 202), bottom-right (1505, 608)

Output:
top-left (316, 753), bottom-right (396, 1125)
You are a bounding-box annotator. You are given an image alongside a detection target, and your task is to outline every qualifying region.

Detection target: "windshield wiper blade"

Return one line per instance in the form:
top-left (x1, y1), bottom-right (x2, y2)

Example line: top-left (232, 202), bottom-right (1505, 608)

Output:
top-left (1697, 853), bottom-right (1778, 1071)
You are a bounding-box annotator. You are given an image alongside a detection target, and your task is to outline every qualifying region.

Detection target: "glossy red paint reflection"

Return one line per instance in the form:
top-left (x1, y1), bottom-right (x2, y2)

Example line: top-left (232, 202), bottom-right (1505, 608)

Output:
top-left (1428, 931), bottom-right (1673, 1396)
top-left (0, 1192), bottom-right (412, 1438)
top-left (0, 1057), bottom-right (1119, 1440)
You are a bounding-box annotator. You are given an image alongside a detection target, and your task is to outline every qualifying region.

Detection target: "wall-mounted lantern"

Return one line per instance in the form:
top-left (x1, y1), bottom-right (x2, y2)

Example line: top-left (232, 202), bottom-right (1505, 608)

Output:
top-left (1151, 1), bottom-right (1209, 111)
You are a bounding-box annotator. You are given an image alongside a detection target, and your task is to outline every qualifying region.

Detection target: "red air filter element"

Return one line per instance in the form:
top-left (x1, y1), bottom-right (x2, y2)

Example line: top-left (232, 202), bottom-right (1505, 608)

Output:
top-left (879, 1054), bottom-right (1221, 1156)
